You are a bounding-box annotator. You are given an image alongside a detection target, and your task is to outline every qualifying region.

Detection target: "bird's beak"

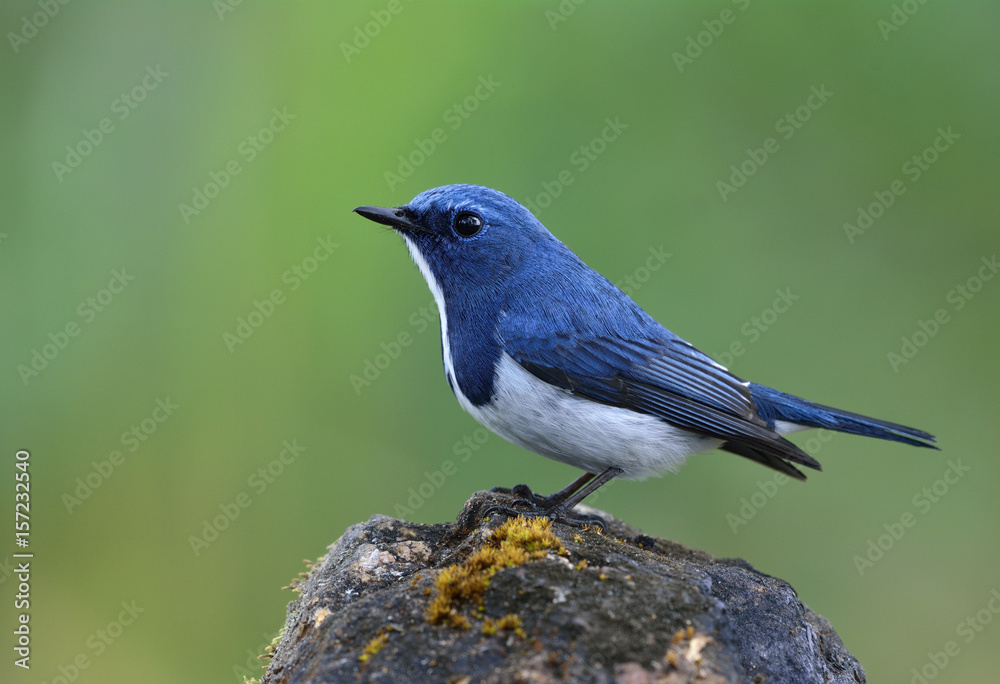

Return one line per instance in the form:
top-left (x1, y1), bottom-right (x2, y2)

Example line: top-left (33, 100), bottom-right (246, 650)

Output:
top-left (353, 205), bottom-right (426, 232)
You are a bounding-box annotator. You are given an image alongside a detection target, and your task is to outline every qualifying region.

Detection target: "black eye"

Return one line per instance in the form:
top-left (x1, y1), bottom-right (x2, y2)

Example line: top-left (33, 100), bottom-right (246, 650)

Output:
top-left (453, 212), bottom-right (483, 237)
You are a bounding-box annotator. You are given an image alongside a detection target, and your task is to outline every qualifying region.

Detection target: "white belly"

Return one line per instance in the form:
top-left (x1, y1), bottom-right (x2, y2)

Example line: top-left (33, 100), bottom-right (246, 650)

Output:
top-left (459, 353), bottom-right (724, 480)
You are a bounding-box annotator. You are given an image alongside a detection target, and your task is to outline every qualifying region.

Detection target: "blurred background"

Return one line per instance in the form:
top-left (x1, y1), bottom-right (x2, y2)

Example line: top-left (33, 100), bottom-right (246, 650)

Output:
top-left (3, 2), bottom-right (998, 682)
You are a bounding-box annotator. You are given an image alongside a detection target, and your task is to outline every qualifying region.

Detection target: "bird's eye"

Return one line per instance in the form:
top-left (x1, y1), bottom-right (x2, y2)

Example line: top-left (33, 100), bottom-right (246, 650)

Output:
top-left (453, 212), bottom-right (483, 238)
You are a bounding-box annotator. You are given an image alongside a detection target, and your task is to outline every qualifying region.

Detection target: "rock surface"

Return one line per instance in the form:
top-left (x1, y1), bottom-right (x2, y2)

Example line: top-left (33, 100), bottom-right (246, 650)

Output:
top-left (260, 490), bottom-right (865, 684)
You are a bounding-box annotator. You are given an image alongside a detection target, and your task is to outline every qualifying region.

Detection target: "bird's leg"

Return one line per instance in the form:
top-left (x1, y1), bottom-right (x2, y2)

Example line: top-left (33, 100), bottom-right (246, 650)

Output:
top-left (554, 467), bottom-right (623, 511)
top-left (508, 472), bottom-right (597, 508)
top-left (485, 467), bottom-right (623, 530)
top-left (489, 472), bottom-right (595, 510)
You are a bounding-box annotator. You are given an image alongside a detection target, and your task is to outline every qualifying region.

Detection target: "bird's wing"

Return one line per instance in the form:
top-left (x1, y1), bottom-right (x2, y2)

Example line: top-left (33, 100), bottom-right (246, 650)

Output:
top-left (501, 320), bottom-right (820, 478)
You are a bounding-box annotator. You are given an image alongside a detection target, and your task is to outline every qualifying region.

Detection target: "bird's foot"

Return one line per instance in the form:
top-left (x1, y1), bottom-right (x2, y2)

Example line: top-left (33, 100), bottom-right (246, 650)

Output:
top-left (488, 483), bottom-right (559, 508)
top-left (487, 470), bottom-right (618, 530)
top-left (481, 501), bottom-right (608, 531)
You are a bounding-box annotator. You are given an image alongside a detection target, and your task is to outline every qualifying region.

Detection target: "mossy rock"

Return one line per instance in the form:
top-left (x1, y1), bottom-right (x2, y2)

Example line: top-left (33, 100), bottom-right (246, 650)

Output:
top-left (260, 489), bottom-right (864, 684)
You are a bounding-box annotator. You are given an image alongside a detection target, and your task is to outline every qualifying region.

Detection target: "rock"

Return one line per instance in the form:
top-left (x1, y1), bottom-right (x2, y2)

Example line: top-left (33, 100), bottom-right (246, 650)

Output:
top-left (260, 489), bottom-right (865, 684)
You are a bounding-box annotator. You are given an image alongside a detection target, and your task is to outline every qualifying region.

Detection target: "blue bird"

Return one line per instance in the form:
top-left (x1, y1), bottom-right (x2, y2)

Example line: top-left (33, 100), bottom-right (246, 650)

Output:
top-left (354, 184), bottom-right (937, 527)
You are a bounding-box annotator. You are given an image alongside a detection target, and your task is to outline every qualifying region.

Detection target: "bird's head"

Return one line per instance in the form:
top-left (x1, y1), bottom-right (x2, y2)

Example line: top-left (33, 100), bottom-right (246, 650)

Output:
top-left (354, 184), bottom-right (564, 297)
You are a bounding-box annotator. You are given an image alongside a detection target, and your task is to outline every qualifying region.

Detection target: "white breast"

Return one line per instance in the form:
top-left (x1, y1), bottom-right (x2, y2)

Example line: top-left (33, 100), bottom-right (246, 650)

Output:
top-left (402, 236), bottom-right (459, 390)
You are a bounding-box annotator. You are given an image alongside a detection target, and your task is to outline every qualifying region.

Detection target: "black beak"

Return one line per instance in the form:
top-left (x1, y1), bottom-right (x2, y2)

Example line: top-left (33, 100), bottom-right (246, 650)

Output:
top-left (353, 205), bottom-right (425, 232)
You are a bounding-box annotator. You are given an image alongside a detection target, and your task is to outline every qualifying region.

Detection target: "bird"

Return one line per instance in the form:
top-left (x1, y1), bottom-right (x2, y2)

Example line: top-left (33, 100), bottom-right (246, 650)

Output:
top-left (354, 184), bottom-right (937, 527)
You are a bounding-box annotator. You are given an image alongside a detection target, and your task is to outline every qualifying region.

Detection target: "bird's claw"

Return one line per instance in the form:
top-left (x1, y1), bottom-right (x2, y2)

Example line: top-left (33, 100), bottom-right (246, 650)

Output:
top-left (507, 483), bottom-right (564, 507)
top-left (510, 483), bottom-right (544, 503)
top-left (482, 503), bottom-right (539, 521)
top-left (481, 502), bottom-right (607, 531)
top-left (490, 483), bottom-right (546, 504)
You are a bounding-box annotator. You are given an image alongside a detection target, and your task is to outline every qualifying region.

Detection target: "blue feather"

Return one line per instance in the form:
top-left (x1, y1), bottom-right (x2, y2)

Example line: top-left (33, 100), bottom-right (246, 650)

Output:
top-left (749, 383), bottom-right (938, 449)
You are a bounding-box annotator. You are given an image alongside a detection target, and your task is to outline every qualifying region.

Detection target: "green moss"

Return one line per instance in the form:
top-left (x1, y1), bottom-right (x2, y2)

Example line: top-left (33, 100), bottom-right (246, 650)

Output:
top-left (242, 625), bottom-right (286, 683)
top-left (262, 628), bottom-right (284, 660)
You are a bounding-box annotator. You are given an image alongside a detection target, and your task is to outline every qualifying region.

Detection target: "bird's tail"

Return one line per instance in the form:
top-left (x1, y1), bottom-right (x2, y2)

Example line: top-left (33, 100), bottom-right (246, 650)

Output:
top-left (749, 383), bottom-right (938, 449)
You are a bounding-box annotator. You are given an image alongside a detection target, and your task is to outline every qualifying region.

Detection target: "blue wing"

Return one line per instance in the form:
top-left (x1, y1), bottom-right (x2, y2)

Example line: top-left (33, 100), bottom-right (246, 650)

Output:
top-left (499, 302), bottom-right (821, 479)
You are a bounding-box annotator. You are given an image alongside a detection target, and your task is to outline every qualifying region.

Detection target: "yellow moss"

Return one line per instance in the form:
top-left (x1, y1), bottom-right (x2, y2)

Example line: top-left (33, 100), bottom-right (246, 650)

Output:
top-left (426, 516), bottom-right (566, 627)
top-left (575, 559), bottom-right (588, 570)
top-left (358, 631), bottom-right (389, 662)
top-left (482, 614), bottom-right (526, 639)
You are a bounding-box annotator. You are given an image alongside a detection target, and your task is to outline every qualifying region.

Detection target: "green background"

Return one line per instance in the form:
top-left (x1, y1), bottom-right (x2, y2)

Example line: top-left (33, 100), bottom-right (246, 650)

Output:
top-left (3, 2), bottom-right (998, 682)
